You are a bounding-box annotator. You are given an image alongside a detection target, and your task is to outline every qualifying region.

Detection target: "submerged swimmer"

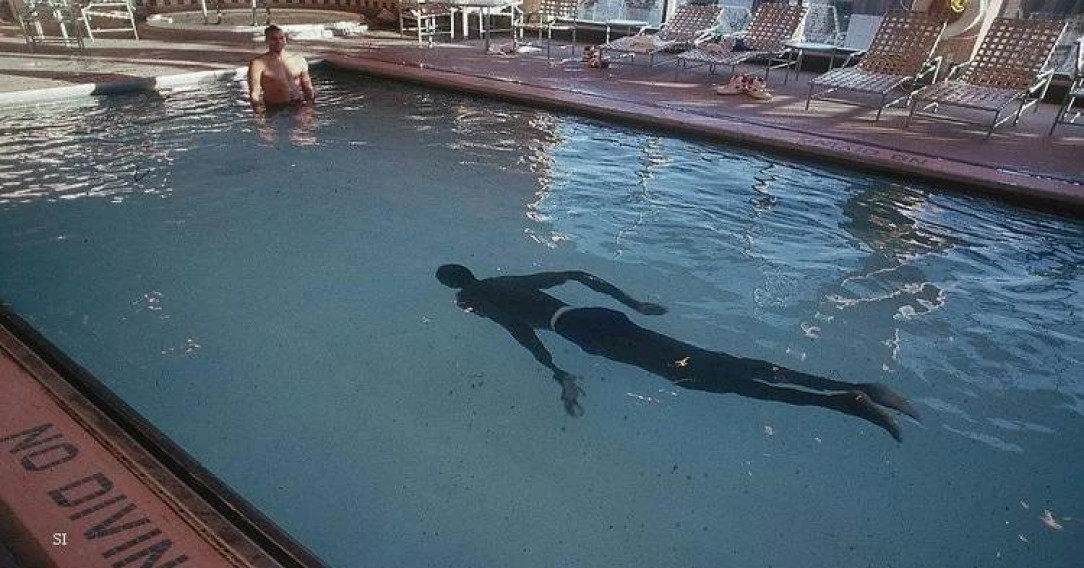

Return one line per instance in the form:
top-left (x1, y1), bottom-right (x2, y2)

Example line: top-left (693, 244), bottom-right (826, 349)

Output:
top-left (436, 264), bottom-right (920, 441)
top-left (247, 25), bottom-right (315, 113)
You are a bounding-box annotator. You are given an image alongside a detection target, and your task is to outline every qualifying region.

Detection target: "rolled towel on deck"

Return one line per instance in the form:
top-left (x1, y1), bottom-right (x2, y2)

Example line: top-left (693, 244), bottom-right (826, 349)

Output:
top-left (625, 35), bottom-right (658, 53)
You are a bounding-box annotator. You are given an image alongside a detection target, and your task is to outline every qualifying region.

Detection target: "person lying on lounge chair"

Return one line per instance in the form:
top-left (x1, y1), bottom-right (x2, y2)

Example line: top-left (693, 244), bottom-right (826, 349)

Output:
top-left (436, 264), bottom-right (920, 442)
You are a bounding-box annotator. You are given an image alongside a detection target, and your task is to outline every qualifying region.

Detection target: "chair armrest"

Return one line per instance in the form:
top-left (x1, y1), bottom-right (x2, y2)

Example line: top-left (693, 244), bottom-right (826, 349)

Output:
top-left (945, 59), bottom-right (972, 80)
top-left (1027, 68), bottom-right (1055, 95)
top-left (1075, 36), bottom-right (1083, 78)
top-left (837, 48), bottom-right (866, 67)
top-left (693, 28), bottom-right (714, 43)
top-left (917, 55), bottom-right (943, 83)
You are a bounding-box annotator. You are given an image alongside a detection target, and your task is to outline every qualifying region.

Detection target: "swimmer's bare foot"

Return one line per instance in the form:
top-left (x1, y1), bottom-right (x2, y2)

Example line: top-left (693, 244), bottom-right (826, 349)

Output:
top-left (836, 391), bottom-right (902, 442)
top-left (860, 383), bottom-right (921, 422)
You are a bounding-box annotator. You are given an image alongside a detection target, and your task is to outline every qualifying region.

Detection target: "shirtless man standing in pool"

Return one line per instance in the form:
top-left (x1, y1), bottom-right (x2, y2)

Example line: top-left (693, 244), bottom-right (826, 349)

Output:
top-left (436, 264), bottom-right (921, 442)
top-left (248, 25), bottom-right (315, 112)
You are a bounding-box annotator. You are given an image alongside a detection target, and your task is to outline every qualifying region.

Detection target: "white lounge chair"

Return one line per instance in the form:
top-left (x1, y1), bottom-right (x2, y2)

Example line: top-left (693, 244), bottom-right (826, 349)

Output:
top-left (81, 0), bottom-right (138, 40)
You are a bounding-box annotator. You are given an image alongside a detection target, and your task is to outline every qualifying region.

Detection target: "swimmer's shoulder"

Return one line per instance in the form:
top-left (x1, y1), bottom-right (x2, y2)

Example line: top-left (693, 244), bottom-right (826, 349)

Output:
top-left (249, 53), bottom-right (271, 68)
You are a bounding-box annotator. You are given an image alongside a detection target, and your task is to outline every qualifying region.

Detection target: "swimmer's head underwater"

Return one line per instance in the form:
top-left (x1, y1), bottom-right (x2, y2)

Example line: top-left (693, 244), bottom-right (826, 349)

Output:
top-left (436, 264), bottom-right (477, 289)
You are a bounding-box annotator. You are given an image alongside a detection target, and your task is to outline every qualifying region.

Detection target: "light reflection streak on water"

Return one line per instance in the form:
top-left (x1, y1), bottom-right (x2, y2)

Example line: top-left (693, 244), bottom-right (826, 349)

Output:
top-left (522, 116), bottom-right (1083, 433)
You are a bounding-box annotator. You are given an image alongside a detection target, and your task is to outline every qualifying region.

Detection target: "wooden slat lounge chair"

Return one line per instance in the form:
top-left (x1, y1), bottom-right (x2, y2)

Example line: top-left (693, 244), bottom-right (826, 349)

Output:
top-left (1049, 36), bottom-right (1083, 135)
top-left (805, 10), bottom-right (943, 121)
top-left (907, 17), bottom-right (1066, 138)
top-left (677, 3), bottom-right (806, 81)
top-left (514, 0), bottom-right (580, 60)
top-left (600, 4), bottom-right (720, 67)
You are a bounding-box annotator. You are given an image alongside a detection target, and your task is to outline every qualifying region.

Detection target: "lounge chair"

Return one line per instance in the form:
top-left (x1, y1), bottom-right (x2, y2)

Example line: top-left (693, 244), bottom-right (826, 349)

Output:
top-left (81, 0), bottom-right (137, 40)
top-left (907, 17), bottom-right (1066, 138)
top-left (513, 0), bottom-right (580, 60)
top-left (715, 4), bottom-right (752, 38)
top-left (600, 3), bottom-right (721, 67)
top-left (399, 0), bottom-right (456, 46)
top-left (602, 0), bottom-right (655, 44)
top-left (1025, 12), bottom-right (1084, 77)
top-left (1049, 36), bottom-right (1084, 135)
top-left (834, 14), bottom-right (883, 65)
top-left (677, 3), bottom-right (806, 81)
top-left (801, 3), bottom-right (842, 45)
top-left (15, 0), bottom-right (86, 51)
top-left (805, 10), bottom-right (944, 121)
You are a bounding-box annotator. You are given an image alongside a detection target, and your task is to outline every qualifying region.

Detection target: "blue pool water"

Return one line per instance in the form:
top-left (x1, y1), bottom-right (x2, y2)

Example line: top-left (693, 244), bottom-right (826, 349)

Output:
top-left (1, 71), bottom-right (1082, 567)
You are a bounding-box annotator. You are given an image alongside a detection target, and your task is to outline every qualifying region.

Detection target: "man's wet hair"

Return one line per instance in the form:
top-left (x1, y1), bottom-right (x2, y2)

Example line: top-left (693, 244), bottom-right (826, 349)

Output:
top-left (436, 264), bottom-right (476, 289)
top-left (265, 24), bottom-right (283, 38)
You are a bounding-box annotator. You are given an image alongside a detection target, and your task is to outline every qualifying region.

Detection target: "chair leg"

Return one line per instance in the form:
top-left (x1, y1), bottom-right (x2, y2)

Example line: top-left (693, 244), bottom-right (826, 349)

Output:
top-left (804, 84), bottom-right (813, 111)
top-left (905, 98), bottom-right (917, 128)
top-left (1036, 77), bottom-right (1053, 114)
top-left (986, 110), bottom-right (1000, 139)
top-left (84, 13), bottom-right (95, 40)
top-left (1049, 94), bottom-right (1075, 136)
top-left (875, 94), bottom-right (886, 121)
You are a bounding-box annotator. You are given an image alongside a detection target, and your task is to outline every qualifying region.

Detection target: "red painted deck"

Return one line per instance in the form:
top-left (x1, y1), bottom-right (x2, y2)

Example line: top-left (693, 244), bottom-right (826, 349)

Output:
top-left (0, 324), bottom-right (305, 568)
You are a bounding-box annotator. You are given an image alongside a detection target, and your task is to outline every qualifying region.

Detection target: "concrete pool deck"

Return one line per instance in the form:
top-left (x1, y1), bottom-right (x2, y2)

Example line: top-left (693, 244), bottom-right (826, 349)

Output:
top-left (0, 22), bottom-right (1081, 214)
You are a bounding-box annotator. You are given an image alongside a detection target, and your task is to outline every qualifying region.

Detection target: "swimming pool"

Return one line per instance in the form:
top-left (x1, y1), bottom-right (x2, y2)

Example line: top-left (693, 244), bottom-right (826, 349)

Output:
top-left (1, 69), bottom-right (1082, 567)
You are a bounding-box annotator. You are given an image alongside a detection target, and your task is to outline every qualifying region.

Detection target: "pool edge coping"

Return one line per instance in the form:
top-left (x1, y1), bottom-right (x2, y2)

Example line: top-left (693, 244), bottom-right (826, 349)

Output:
top-left (0, 66), bottom-right (247, 105)
top-left (0, 52), bottom-right (1078, 213)
top-left (323, 53), bottom-right (1084, 215)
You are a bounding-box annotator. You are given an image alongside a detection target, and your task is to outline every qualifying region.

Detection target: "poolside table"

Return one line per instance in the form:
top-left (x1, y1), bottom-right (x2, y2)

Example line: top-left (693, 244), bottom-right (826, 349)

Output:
top-left (784, 40), bottom-right (842, 82)
top-left (446, 0), bottom-right (522, 52)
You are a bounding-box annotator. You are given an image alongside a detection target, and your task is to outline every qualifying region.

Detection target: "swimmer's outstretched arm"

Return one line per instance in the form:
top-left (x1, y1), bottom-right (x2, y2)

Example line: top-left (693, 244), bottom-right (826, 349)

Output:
top-left (483, 304), bottom-right (584, 416)
top-left (520, 271), bottom-right (666, 315)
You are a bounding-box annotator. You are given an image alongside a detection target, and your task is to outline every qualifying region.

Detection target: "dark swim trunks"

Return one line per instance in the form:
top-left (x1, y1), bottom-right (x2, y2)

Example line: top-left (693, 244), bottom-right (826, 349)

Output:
top-left (551, 307), bottom-right (637, 354)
